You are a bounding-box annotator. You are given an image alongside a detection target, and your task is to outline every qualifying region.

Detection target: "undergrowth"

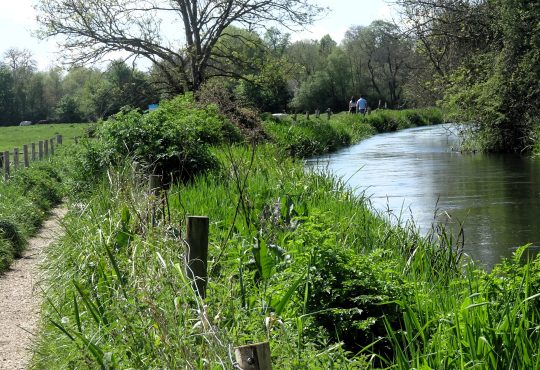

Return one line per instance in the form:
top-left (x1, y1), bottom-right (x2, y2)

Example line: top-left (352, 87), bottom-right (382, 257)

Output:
top-left (0, 161), bottom-right (63, 273)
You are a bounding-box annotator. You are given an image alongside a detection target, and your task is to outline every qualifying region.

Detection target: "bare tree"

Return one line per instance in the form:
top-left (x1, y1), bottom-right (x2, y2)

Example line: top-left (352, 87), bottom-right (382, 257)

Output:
top-left (36, 0), bottom-right (325, 92)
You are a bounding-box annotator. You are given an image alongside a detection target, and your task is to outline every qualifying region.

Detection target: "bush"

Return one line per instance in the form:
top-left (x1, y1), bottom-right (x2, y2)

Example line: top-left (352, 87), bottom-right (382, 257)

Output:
top-left (307, 245), bottom-right (406, 356)
top-left (10, 163), bottom-right (63, 211)
top-left (96, 94), bottom-right (242, 181)
top-left (0, 219), bottom-right (25, 258)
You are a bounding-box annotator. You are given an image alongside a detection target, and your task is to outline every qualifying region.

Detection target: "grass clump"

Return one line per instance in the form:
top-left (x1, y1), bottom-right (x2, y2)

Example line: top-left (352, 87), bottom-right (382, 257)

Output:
top-left (0, 161), bottom-right (63, 273)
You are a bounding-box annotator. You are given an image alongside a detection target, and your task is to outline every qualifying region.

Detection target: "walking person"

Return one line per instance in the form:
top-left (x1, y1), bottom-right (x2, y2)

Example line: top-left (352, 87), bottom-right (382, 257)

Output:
top-left (348, 96), bottom-right (357, 114)
top-left (357, 95), bottom-right (368, 115)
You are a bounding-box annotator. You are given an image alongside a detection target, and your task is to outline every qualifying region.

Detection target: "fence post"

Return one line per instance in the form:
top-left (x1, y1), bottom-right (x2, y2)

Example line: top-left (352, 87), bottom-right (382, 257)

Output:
top-left (3, 151), bottom-right (9, 181)
top-left (13, 148), bottom-right (19, 170)
top-left (186, 216), bottom-right (209, 298)
top-left (31, 142), bottom-right (36, 161)
top-left (23, 145), bottom-right (29, 168)
top-left (44, 139), bottom-right (49, 157)
top-left (56, 134), bottom-right (63, 145)
top-left (234, 342), bottom-right (272, 370)
top-left (50, 138), bottom-right (54, 155)
top-left (38, 141), bottom-right (44, 160)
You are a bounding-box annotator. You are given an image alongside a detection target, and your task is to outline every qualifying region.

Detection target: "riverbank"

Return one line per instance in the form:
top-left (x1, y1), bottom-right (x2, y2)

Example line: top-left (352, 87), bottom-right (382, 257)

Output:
top-left (29, 99), bottom-right (539, 368)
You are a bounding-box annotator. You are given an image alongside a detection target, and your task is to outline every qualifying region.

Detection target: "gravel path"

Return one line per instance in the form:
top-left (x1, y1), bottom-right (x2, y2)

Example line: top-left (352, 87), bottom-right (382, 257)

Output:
top-left (0, 207), bottom-right (66, 370)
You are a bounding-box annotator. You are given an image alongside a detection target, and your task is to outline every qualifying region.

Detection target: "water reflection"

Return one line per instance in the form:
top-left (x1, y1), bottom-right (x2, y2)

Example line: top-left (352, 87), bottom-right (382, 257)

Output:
top-left (306, 125), bottom-right (540, 268)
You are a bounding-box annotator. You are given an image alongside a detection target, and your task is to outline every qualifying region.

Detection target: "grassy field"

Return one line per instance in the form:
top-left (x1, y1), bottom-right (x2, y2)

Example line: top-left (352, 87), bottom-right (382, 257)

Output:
top-left (0, 123), bottom-right (90, 152)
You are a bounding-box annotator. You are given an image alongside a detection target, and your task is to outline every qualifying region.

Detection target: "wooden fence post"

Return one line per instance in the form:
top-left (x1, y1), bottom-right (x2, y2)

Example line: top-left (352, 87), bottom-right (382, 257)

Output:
top-left (23, 144), bottom-right (29, 168)
top-left (50, 138), bottom-right (54, 155)
top-left (56, 134), bottom-right (63, 145)
top-left (186, 216), bottom-right (209, 298)
top-left (44, 139), bottom-right (49, 157)
top-left (38, 141), bottom-right (44, 160)
top-left (31, 143), bottom-right (36, 161)
top-left (13, 148), bottom-right (19, 170)
top-left (234, 342), bottom-right (272, 370)
top-left (3, 151), bottom-right (9, 181)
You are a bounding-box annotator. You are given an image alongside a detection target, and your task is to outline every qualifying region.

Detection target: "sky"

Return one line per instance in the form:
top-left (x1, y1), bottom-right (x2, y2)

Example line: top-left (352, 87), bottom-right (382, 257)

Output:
top-left (0, 0), bottom-right (395, 70)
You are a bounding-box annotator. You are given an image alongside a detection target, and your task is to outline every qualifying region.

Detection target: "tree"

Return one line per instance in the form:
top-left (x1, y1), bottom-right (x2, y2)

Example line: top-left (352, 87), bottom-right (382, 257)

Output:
top-left (343, 21), bottom-right (412, 108)
top-left (0, 65), bottom-right (15, 124)
top-left (3, 48), bottom-right (37, 122)
top-left (36, 0), bottom-right (325, 92)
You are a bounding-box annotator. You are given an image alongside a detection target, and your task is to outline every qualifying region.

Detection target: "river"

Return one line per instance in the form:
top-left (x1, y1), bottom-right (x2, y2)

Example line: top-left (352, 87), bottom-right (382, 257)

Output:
top-left (306, 124), bottom-right (540, 268)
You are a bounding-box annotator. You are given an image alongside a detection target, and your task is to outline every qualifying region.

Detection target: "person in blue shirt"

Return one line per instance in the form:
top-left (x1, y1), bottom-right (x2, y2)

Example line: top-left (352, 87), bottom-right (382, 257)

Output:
top-left (357, 95), bottom-right (368, 115)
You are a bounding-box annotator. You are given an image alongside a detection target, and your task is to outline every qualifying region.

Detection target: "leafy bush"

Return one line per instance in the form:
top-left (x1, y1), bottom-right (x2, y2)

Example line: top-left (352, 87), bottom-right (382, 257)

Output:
top-left (97, 94), bottom-right (241, 181)
top-left (306, 243), bottom-right (406, 355)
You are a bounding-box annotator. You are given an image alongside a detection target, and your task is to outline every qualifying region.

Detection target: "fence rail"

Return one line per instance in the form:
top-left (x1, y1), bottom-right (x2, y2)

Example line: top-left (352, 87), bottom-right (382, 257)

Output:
top-left (2, 134), bottom-right (63, 181)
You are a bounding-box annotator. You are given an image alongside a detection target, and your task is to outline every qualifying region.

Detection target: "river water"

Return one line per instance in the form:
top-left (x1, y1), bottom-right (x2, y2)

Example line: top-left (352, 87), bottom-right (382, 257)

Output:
top-left (306, 124), bottom-right (540, 268)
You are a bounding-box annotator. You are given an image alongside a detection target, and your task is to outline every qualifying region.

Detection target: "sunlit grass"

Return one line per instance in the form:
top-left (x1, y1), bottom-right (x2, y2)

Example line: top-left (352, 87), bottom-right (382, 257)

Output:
top-left (0, 123), bottom-right (90, 152)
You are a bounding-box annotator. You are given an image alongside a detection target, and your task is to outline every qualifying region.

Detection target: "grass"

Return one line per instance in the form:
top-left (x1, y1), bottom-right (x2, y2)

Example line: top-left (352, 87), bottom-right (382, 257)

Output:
top-left (263, 108), bottom-right (444, 157)
top-left (0, 161), bottom-right (63, 273)
top-left (28, 103), bottom-right (539, 368)
top-left (33, 141), bottom-right (540, 369)
top-left (0, 123), bottom-right (90, 152)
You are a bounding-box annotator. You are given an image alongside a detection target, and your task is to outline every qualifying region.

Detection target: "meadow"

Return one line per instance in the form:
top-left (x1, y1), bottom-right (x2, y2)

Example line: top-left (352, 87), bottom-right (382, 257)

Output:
top-left (0, 123), bottom-right (90, 152)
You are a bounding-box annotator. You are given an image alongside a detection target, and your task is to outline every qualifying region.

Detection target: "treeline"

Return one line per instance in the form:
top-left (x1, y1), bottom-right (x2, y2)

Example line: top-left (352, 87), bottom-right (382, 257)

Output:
top-left (0, 49), bottom-right (158, 125)
top-left (0, 20), bottom-right (427, 126)
top-left (5, 0), bottom-right (539, 154)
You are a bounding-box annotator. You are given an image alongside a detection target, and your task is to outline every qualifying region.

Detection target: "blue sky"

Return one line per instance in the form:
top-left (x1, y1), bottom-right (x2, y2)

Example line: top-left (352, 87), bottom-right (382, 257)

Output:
top-left (0, 0), bottom-right (395, 70)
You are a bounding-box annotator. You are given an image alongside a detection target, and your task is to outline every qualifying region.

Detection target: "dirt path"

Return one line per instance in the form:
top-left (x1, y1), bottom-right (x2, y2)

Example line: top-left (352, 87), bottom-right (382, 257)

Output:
top-left (0, 207), bottom-right (66, 370)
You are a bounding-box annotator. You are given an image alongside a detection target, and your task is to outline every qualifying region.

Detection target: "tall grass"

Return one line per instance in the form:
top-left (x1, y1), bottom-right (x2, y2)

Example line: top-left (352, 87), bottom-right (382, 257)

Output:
top-left (31, 101), bottom-right (540, 368)
top-left (263, 108), bottom-right (443, 157)
top-left (0, 161), bottom-right (63, 273)
top-left (34, 141), bottom-right (540, 368)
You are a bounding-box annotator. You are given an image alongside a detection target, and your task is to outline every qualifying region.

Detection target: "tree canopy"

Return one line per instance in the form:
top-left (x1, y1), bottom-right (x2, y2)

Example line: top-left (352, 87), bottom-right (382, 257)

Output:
top-left (36, 0), bottom-right (324, 92)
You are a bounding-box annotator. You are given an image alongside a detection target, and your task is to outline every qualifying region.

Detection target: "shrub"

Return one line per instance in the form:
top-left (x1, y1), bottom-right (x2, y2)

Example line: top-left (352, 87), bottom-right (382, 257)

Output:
top-left (97, 94), bottom-right (241, 181)
top-left (307, 245), bottom-right (406, 356)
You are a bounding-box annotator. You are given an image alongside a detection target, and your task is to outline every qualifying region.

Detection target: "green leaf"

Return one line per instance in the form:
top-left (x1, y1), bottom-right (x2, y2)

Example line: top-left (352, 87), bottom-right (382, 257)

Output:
top-left (275, 274), bottom-right (305, 316)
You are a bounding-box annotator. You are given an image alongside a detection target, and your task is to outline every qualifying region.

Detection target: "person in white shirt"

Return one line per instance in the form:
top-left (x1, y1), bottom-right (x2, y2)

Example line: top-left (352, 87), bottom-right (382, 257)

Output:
top-left (348, 96), bottom-right (357, 114)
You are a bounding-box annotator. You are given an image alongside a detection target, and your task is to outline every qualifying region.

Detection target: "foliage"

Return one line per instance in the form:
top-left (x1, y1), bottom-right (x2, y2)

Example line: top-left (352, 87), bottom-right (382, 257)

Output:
top-left (0, 161), bottom-right (62, 273)
top-left (36, 0), bottom-right (324, 92)
top-left (365, 108), bottom-right (443, 133)
top-left (94, 94), bottom-right (242, 181)
top-left (33, 135), bottom-right (540, 368)
top-left (263, 115), bottom-right (352, 157)
top-left (262, 109), bottom-right (442, 157)
top-left (398, 0), bottom-right (540, 153)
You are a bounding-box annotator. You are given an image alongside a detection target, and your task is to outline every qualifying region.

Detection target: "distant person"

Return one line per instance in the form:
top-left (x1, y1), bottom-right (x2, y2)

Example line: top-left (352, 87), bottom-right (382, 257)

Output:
top-left (348, 96), bottom-right (356, 114)
top-left (357, 95), bottom-right (368, 115)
